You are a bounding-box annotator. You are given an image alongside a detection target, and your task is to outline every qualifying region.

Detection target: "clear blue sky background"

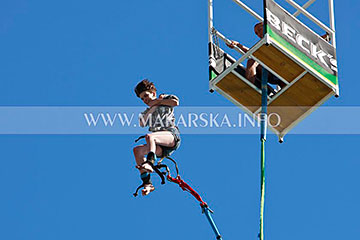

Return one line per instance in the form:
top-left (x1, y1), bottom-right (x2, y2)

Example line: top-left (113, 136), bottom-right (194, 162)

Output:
top-left (0, 0), bottom-right (359, 239)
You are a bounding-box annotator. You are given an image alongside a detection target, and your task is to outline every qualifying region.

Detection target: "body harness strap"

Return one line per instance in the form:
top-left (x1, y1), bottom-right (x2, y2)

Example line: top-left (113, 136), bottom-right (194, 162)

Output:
top-left (133, 172), bottom-right (152, 197)
top-left (134, 135), bottom-right (146, 143)
top-left (133, 159), bottom-right (166, 197)
top-left (133, 152), bottom-right (180, 197)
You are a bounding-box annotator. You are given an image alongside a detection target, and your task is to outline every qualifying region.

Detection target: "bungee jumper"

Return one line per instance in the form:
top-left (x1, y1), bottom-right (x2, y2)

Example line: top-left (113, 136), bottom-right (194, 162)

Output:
top-left (132, 79), bottom-right (223, 239)
top-left (132, 79), bottom-right (181, 196)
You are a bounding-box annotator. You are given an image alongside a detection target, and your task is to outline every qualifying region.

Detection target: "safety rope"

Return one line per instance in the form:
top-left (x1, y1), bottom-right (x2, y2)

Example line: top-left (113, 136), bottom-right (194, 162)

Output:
top-left (167, 175), bottom-right (207, 207)
top-left (165, 161), bottom-right (222, 240)
top-left (211, 28), bottom-right (224, 60)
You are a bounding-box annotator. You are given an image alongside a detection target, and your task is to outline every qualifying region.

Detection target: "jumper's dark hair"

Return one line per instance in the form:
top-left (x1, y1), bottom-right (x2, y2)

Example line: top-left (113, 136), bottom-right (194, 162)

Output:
top-left (134, 79), bottom-right (157, 97)
top-left (254, 22), bottom-right (263, 28)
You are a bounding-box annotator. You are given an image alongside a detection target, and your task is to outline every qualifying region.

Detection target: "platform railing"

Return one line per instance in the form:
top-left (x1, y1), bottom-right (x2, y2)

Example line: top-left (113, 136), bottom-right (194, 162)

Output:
top-left (210, 0), bottom-right (336, 50)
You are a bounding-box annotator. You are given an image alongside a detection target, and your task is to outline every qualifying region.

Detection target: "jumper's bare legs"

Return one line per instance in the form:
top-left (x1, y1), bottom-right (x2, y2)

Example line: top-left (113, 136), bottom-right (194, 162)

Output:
top-left (133, 131), bottom-right (176, 195)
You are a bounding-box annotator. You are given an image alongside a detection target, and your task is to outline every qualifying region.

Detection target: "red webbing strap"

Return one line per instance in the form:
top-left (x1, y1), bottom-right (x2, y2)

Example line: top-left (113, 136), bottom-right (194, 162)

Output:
top-left (167, 175), bottom-right (207, 207)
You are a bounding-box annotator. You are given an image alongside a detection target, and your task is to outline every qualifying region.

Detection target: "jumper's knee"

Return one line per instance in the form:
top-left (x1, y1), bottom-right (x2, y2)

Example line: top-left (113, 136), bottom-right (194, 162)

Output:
top-left (145, 134), bottom-right (155, 143)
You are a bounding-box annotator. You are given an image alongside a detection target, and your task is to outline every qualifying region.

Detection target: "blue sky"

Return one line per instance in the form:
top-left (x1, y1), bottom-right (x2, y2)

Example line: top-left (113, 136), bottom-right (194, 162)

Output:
top-left (0, 1), bottom-right (359, 240)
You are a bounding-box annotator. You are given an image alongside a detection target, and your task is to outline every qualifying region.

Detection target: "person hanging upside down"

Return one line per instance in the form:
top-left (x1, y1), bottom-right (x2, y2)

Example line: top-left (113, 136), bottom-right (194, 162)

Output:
top-left (133, 79), bottom-right (181, 196)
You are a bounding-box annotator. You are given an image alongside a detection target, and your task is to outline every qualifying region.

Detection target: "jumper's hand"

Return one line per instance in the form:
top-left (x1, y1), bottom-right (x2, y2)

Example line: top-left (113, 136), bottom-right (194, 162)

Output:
top-left (148, 98), bottom-right (161, 107)
top-left (148, 94), bottom-right (166, 107)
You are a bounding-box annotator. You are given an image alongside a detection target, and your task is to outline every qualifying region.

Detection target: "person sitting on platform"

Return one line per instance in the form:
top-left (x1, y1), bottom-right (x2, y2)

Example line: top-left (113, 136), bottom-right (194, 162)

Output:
top-left (133, 79), bottom-right (181, 196)
top-left (226, 22), bottom-right (286, 90)
top-left (227, 22), bottom-right (331, 91)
